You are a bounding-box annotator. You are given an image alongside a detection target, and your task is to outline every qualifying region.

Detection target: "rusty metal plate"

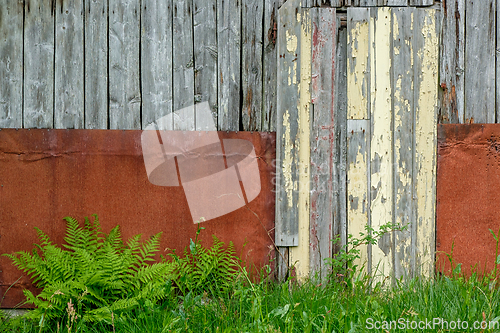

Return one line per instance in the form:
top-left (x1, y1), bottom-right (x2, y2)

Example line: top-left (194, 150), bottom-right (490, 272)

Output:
top-left (0, 129), bottom-right (276, 308)
top-left (437, 124), bottom-right (500, 276)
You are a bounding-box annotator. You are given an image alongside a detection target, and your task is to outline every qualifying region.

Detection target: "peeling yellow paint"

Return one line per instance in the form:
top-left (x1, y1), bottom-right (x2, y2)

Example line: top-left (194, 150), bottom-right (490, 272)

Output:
top-left (347, 17), bottom-right (369, 120)
top-left (370, 8), bottom-right (393, 279)
top-left (415, 9), bottom-right (438, 278)
top-left (290, 9), bottom-right (311, 281)
top-left (286, 30), bottom-right (298, 54)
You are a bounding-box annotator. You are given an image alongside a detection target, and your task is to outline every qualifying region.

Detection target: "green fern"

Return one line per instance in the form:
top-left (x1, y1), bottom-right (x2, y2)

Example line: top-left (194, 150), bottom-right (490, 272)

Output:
top-left (167, 226), bottom-right (240, 297)
top-left (2, 214), bottom-right (175, 327)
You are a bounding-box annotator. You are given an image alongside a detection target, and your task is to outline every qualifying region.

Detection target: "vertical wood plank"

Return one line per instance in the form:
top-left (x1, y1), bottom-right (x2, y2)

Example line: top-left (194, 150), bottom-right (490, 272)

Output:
top-left (217, 0), bottom-right (241, 131)
top-left (85, 0), bottom-right (108, 129)
top-left (369, 7), bottom-right (392, 279)
top-left (24, 0), bottom-right (54, 129)
top-left (309, 8), bottom-right (336, 280)
top-left (290, 7), bottom-right (312, 281)
top-left (241, 0), bottom-right (263, 131)
top-left (263, 0), bottom-right (285, 132)
top-left (392, 7), bottom-right (414, 279)
top-left (464, 0), bottom-right (495, 123)
top-left (334, 20), bottom-right (348, 255)
top-left (141, 0), bottom-right (173, 129)
top-left (387, 0), bottom-right (408, 5)
top-left (109, 0), bottom-right (141, 130)
top-left (347, 8), bottom-right (370, 120)
top-left (413, 8), bottom-right (439, 277)
top-left (347, 119), bottom-right (370, 271)
top-left (409, 0), bottom-right (434, 6)
top-left (55, 0), bottom-right (84, 129)
top-left (276, 246), bottom-right (289, 281)
top-left (194, 0), bottom-right (218, 130)
top-left (172, 0), bottom-right (195, 130)
top-left (276, 0), bottom-right (302, 247)
top-left (439, 0), bottom-right (465, 124)
top-left (0, 0), bottom-right (23, 128)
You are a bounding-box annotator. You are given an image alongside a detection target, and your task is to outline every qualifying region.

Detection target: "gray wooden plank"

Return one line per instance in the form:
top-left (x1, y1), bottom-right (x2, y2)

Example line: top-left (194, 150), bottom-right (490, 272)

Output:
top-left (109, 0), bottom-right (141, 130)
top-left (263, 0), bottom-right (285, 132)
top-left (358, 0), bottom-right (382, 6)
top-left (410, 0), bottom-right (434, 5)
top-left (193, 0), bottom-right (217, 130)
top-left (439, 0), bottom-right (464, 124)
top-left (0, 0), bottom-right (23, 128)
top-left (309, 7), bottom-right (336, 280)
top-left (497, 0), bottom-right (500, 123)
top-left (55, 0), bottom-right (84, 129)
top-left (276, 0), bottom-right (301, 247)
top-left (276, 246), bottom-right (289, 281)
top-left (24, 0), bottom-right (54, 129)
top-left (387, 0), bottom-right (408, 5)
top-left (85, 0), bottom-right (108, 129)
top-left (241, 0), bottom-right (264, 131)
top-left (217, 0), bottom-right (241, 131)
top-left (334, 20), bottom-right (348, 255)
top-left (141, 0), bottom-right (173, 129)
top-left (392, 7), bottom-right (414, 280)
top-left (464, 0), bottom-right (495, 123)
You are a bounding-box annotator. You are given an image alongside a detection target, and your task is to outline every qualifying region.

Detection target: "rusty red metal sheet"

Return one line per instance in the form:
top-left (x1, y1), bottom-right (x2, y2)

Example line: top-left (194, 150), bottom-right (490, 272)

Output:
top-left (0, 129), bottom-right (276, 308)
top-left (437, 124), bottom-right (500, 276)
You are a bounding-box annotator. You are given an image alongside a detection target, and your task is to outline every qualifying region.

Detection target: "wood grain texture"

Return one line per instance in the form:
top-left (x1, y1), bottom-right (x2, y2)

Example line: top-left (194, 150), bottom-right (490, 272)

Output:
top-left (387, 0), bottom-right (408, 5)
top-left (309, 8), bottom-right (336, 281)
top-left (109, 0), bottom-right (141, 129)
top-left (55, 0), bottom-right (84, 129)
top-left (275, 0), bottom-right (301, 247)
top-left (347, 8), bottom-right (370, 120)
top-left (369, 7), bottom-right (393, 278)
top-left (439, 0), bottom-right (464, 124)
top-left (85, 0), bottom-right (108, 129)
top-left (241, 0), bottom-right (263, 131)
top-left (347, 119), bottom-right (370, 270)
top-left (24, 0), bottom-right (54, 129)
top-left (334, 21), bottom-right (348, 254)
top-left (194, 0), bottom-right (218, 130)
top-left (464, 0), bottom-right (495, 123)
top-left (410, 0), bottom-right (434, 5)
top-left (217, 0), bottom-right (241, 131)
top-left (0, 0), bottom-right (23, 128)
top-left (392, 7), bottom-right (414, 279)
top-left (172, 0), bottom-right (195, 130)
top-left (263, 0), bottom-right (285, 132)
top-left (413, 8), bottom-right (439, 277)
top-left (141, 0), bottom-right (173, 130)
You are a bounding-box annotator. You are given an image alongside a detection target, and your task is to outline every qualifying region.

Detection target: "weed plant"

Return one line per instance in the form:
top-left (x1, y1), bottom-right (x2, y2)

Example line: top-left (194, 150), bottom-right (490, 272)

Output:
top-left (2, 218), bottom-right (500, 332)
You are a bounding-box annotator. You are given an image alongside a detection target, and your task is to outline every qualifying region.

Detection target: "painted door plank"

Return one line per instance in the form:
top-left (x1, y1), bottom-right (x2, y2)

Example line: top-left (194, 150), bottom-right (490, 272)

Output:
top-left (263, 0), bottom-right (285, 132)
top-left (0, 0), bottom-right (23, 128)
top-left (217, 0), bottom-right (241, 131)
top-left (173, 0), bottom-right (195, 130)
top-left (309, 7), bottom-right (336, 281)
top-left (464, 0), bottom-right (495, 123)
top-left (242, 0), bottom-right (264, 131)
top-left (141, 0), bottom-right (173, 130)
top-left (55, 0), bottom-right (84, 129)
top-left (413, 8), bottom-right (439, 277)
top-left (85, 0), bottom-right (108, 129)
top-left (24, 0), bottom-right (54, 129)
top-left (347, 8), bottom-right (370, 120)
top-left (347, 119), bottom-right (370, 271)
top-left (109, 0), bottom-right (141, 129)
top-left (369, 7), bottom-right (393, 278)
top-left (392, 7), bottom-right (414, 280)
top-left (276, 0), bottom-right (302, 247)
top-left (439, 0), bottom-right (464, 124)
top-left (194, 0), bottom-right (218, 131)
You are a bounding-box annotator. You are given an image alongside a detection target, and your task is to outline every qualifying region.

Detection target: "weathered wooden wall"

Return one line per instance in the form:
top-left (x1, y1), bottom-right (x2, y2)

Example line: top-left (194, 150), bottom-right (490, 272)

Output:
top-left (0, 0), bottom-right (284, 132)
top-left (276, 4), bottom-right (440, 281)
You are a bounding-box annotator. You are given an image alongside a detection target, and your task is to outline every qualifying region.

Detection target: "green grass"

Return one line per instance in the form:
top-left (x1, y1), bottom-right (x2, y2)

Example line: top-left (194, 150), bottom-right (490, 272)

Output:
top-left (2, 269), bottom-right (500, 333)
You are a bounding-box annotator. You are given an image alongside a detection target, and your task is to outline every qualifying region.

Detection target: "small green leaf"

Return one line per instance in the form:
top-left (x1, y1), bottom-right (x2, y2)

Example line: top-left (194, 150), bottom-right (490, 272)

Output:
top-left (496, 255), bottom-right (500, 265)
top-left (489, 229), bottom-right (499, 241)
